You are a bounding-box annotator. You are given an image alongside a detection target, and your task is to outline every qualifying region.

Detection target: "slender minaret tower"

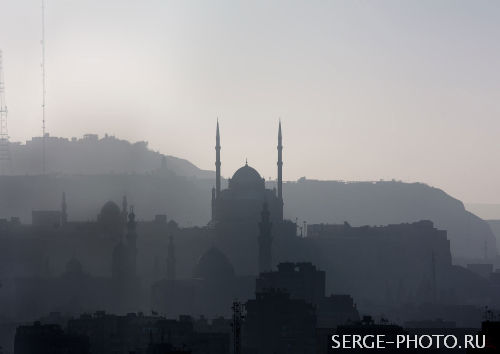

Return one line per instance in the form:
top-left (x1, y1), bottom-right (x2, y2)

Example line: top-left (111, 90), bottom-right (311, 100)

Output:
top-left (211, 187), bottom-right (216, 221)
top-left (126, 206), bottom-right (137, 276)
top-left (215, 120), bottom-right (221, 198)
top-left (258, 202), bottom-right (273, 274)
top-left (122, 195), bottom-right (128, 224)
top-left (277, 121), bottom-right (283, 220)
top-left (61, 191), bottom-right (67, 225)
top-left (166, 235), bottom-right (176, 280)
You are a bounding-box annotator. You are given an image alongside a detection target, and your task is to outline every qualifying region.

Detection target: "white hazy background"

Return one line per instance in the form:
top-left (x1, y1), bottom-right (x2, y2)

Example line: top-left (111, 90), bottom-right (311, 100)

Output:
top-left (1, 0), bottom-right (499, 206)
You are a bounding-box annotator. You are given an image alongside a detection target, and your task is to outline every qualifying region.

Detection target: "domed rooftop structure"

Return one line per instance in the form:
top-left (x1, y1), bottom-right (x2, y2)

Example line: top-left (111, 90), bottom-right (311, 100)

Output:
top-left (193, 247), bottom-right (235, 281)
top-left (98, 201), bottom-right (123, 234)
top-left (229, 163), bottom-right (265, 191)
top-left (100, 201), bottom-right (121, 218)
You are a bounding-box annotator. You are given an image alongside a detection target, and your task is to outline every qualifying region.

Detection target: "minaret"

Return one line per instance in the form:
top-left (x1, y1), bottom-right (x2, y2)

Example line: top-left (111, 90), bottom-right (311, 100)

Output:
top-left (215, 120), bottom-right (221, 198)
top-left (211, 187), bottom-right (216, 221)
top-left (126, 206), bottom-right (137, 276)
top-left (166, 235), bottom-right (176, 280)
top-left (277, 121), bottom-right (283, 220)
top-left (258, 202), bottom-right (273, 274)
top-left (122, 195), bottom-right (128, 223)
top-left (61, 191), bottom-right (67, 225)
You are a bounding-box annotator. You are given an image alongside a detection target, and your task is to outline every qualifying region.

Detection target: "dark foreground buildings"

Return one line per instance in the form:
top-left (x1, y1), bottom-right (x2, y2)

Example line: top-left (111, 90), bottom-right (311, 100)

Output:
top-left (14, 313), bottom-right (228, 354)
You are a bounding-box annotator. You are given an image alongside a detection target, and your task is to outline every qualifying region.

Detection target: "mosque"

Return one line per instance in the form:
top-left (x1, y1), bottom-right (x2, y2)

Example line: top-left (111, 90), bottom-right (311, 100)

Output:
top-left (211, 120), bottom-right (284, 227)
top-left (204, 121), bottom-right (297, 279)
top-left (152, 121), bottom-right (294, 316)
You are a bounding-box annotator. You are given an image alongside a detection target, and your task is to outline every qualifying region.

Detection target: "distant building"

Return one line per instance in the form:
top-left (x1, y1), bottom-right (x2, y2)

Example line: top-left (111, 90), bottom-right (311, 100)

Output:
top-left (467, 263), bottom-right (493, 279)
top-left (152, 246), bottom-right (254, 317)
top-left (32, 210), bottom-right (61, 228)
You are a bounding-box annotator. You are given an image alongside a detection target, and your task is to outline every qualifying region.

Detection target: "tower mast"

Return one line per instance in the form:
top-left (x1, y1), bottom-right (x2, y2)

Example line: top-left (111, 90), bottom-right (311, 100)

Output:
top-left (0, 50), bottom-right (11, 174)
top-left (41, 0), bottom-right (47, 174)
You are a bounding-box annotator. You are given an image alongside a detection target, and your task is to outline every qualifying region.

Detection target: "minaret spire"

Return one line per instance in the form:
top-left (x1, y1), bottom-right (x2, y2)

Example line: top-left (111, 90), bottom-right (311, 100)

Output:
top-left (215, 119), bottom-right (221, 198)
top-left (61, 191), bottom-right (67, 225)
top-left (277, 120), bottom-right (283, 203)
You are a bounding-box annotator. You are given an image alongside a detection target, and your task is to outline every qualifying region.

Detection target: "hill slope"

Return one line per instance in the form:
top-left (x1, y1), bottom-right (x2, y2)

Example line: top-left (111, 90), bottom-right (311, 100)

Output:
top-left (7, 134), bottom-right (214, 179)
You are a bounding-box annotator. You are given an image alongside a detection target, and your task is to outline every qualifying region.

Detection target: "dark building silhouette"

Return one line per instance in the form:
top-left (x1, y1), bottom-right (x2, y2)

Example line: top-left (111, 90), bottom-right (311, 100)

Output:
top-left (258, 203), bottom-right (273, 274)
top-left (243, 290), bottom-right (316, 354)
top-left (111, 206), bottom-right (141, 313)
top-left (468, 319), bottom-right (500, 353)
top-left (66, 312), bottom-right (229, 354)
top-left (32, 210), bottom-right (61, 229)
top-left (166, 235), bottom-right (176, 281)
top-left (151, 246), bottom-right (254, 317)
top-left (256, 262), bottom-right (359, 328)
top-left (14, 322), bottom-right (89, 354)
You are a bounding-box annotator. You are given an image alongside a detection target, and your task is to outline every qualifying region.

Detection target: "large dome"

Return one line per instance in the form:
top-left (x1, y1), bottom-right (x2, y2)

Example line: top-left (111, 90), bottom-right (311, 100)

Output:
top-left (98, 201), bottom-right (123, 234)
top-left (193, 247), bottom-right (235, 281)
top-left (229, 164), bottom-right (264, 190)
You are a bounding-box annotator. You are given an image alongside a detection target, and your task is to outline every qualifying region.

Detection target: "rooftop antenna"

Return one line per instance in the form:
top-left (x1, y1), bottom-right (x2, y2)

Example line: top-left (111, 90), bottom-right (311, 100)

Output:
top-left (41, 0), bottom-right (47, 174)
top-left (0, 50), bottom-right (12, 174)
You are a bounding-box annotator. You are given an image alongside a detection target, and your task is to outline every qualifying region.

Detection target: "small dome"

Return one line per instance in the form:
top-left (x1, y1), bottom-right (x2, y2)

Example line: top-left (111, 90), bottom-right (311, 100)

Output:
top-left (229, 164), bottom-right (264, 191)
top-left (193, 247), bottom-right (235, 281)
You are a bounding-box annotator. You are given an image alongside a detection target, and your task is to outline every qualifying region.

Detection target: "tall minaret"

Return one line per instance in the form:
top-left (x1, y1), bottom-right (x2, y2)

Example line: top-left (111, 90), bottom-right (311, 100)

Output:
top-left (122, 195), bottom-right (128, 224)
top-left (215, 120), bottom-right (221, 198)
top-left (126, 206), bottom-right (137, 276)
top-left (277, 121), bottom-right (283, 221)
top-left (258, 202), bottom-right (273, 274)
top-left (166, 235), bottom-right (176, 281)
top-left (61, 191), bottom-right (67, 225)
top-left (211, 187), bottom-right (216, 221)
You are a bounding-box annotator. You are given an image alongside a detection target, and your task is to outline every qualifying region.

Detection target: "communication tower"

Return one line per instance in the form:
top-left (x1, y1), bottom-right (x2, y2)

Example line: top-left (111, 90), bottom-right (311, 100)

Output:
top-left (0, 50), bottom-right (11, 174)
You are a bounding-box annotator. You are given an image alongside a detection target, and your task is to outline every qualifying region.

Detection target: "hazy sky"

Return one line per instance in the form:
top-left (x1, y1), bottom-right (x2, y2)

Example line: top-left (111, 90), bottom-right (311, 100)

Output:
top-left (1, 0), bottom-right (499, 204)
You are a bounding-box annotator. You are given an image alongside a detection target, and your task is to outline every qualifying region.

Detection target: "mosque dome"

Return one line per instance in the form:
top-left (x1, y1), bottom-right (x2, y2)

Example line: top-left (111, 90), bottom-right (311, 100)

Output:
top-left (193, 247), bottom-right (235, 281)
top-left (98, 201), bottom-right (123, 234)
top-left (229, 164), bottom-right (264, 191)
top-left (100, 201), bottom-right (121, 219)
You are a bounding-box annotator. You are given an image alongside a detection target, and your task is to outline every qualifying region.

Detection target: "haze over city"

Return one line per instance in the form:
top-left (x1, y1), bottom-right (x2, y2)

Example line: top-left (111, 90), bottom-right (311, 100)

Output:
top-left (1, 0), bottom-right (500, 206)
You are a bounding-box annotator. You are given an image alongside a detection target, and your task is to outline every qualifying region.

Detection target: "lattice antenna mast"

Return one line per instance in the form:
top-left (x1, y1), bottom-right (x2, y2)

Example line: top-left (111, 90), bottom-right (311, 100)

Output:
top-left (0, 50), bottom-right (12, 174)
top-left (41, 0), bottom-right (47, 174)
